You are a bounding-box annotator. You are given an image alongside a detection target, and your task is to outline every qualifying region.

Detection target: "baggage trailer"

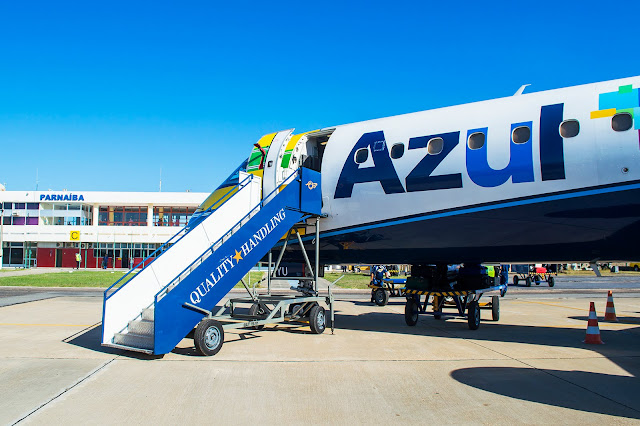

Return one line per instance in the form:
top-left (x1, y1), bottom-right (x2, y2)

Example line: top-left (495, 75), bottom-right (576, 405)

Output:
top-left (368, 278), bottom-right (406, 306)
top-left (511, 264), bottom-right (556, 287)
top-left (403, 284), bottom-right (507, 330)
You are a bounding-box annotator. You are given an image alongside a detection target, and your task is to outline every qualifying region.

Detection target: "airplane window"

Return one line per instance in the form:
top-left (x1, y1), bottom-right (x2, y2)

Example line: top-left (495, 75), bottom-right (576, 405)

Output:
top-left (467, 132), bottom-right (485, 150)
top-left (512, 126), bottom-right (531, 144)
top-left (390, 143), bottom-right (404, 159)
top-left (427, 137), bottom-right (444, 155)
top-left (355, 148), bottom-right (369, 164)
top-left (560, 120), bottom-right (580, 138)
top-left (612, 113), bottom-right (633, 132)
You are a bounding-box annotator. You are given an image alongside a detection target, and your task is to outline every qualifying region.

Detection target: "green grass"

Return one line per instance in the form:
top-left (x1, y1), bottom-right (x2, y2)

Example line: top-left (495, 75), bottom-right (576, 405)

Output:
top-left (0, 271), bottom-right (132, 287)
top-left (325, 273), bottom-right (373, 289)
top-left (0, 270), bottom-right (267, 288)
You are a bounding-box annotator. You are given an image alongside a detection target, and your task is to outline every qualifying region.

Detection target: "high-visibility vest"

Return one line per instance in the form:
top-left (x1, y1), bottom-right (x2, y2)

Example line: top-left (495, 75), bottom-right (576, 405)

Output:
top-left (75, 253), bottom-right (81, 261)
top-left (486, 265), bottom-right (495, 277)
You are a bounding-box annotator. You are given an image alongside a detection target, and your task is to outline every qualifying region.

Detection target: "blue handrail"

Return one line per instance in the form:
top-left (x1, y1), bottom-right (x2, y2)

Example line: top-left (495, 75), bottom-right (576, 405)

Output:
top-left (154, 168), bottom-right (303, 302)
top-left (104, 173), bottom-right (255, 300)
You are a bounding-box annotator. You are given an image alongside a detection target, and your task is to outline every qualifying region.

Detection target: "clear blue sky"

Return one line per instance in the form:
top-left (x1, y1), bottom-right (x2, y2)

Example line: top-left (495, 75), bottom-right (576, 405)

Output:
top-left (1, 1), bottom-right (638, 193)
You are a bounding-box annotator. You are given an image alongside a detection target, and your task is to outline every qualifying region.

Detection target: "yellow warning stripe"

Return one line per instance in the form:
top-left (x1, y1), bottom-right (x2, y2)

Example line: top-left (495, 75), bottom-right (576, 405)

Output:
top-left (403, 289), bottom-right (469, 296)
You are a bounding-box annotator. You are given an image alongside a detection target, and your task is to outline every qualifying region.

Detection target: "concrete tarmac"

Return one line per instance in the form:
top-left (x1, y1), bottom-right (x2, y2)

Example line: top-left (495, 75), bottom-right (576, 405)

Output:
top-left (0, 291), bottom-right (639, 424)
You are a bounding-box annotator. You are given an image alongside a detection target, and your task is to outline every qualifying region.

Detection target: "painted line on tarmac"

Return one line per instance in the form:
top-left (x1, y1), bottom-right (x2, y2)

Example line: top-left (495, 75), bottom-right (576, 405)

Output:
top-left (512, 300), bottom-right (589, 311)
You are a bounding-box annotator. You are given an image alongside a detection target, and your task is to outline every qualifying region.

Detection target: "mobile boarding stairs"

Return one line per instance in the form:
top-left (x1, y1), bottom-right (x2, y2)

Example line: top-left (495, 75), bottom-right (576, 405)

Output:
top-left (102, 167), bottom-right (330, 356)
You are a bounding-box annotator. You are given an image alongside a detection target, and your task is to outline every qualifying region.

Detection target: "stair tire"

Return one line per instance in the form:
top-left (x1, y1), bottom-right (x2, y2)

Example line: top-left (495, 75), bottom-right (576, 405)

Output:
top-left (194, 319), bottom-right (224, 356)
top-left (309, 305), bottom-right (326, 334)
top-left (249, 303), bottom-right (265, 330)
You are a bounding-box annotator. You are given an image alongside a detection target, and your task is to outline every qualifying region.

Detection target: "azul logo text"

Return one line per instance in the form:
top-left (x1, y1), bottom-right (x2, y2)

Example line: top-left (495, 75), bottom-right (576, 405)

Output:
top-left (335, 104), bottom-right (567, 198)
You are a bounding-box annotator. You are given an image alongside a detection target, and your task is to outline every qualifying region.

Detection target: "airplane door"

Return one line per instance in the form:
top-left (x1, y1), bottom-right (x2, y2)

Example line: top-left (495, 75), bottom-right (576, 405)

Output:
top-left (262, 129), bottom-right (294, 202)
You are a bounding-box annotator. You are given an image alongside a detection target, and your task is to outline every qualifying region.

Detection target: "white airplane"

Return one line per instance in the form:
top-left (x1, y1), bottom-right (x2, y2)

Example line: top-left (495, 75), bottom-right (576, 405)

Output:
top-left (103, 75), bottom-right (640, 356)
top-left (196, 75), bottom-right (640, 266)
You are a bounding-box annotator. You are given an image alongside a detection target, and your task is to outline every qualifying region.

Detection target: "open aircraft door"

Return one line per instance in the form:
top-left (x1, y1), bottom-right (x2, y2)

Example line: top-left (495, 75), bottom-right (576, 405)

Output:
top-left (262, 129), bottom-right (294, 203)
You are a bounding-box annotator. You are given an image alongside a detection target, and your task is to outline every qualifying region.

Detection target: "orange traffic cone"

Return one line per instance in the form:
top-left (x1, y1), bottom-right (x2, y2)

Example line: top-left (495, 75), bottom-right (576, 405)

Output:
top-left (604, 290), bottom-right (618, 322)
top-left (584, 302), bottom-right (604, 344)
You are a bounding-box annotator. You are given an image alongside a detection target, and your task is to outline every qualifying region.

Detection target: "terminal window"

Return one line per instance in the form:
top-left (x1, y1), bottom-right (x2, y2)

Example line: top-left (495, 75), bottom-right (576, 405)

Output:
top-left (153, 206), bottom-right (195, 227)
top-left (40, 203), bottom-right (92, 226)
top-left (2, 202), bottom-right (40, 225)
top-left (99, 206), bottom-right (147, 226)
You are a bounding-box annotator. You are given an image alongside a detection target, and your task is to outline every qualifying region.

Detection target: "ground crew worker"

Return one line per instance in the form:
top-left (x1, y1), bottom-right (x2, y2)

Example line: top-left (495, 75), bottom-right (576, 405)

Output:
top-left (371, 265), bottom-right (388, 287)
top-left (486, 265), bottom-right (495, 285)
top-left (500, 264), bottom-right (510, 285)
top-left (75, 252), bottom-right (82, 270)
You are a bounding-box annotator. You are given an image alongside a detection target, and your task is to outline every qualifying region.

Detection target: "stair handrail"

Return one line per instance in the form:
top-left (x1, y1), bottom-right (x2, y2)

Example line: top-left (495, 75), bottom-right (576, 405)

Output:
top-left (154, 168), bottom-right (303, 302)
top-left (104, 173), bottom-right (255, 300)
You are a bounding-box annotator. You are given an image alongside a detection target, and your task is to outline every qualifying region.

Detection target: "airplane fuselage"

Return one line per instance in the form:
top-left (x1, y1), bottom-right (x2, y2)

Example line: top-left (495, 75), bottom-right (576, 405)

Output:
top-left (314, 76), bottom-right (640, 264)
top-left (199, 76), bottom-right (640, 265)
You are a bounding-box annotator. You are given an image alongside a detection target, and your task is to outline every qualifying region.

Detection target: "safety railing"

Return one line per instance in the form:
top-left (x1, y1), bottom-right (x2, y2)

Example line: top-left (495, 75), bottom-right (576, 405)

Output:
top-left (104, 173), bottom-right (255, 301)
top-left (154, 168), bottom-right (302, 302)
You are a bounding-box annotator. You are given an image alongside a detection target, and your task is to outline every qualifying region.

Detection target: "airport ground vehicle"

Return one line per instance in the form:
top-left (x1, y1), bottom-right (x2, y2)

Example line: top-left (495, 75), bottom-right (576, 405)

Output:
top-left (102, 168), bottom-right (329, 356)
top-left (369, 278), bottom-right (406, 306)
top-left (404, 285), bottom-right (507, 330)
top-left (511, 264), bottom-right (556, 287)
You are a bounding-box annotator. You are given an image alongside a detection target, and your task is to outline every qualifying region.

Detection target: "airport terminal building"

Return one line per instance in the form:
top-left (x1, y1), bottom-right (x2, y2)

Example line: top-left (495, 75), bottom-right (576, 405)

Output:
top-left (0, 189), bottom-right (208, 269)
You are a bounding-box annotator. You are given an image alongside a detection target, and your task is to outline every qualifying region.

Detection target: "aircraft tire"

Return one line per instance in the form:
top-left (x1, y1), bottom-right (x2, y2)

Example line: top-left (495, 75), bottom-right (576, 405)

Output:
top-left (194, 319), bottom-right (224, 356)
top-left (405, 298), bottom-right (419, 326)
top-left (491, 296), bottom-right (500, 321)
top-left (513, 276), bottom-right (519, 286)
top-left (548, 276), bottom-right (555, 287)
top-left (249, 303), bottom-right (265, 330)
top-left (468, 301), bottom-right (480, 330)
top-left (309, 305), bottom-right (326, 334)
top-left (373, 288), bottom-right (389, 306)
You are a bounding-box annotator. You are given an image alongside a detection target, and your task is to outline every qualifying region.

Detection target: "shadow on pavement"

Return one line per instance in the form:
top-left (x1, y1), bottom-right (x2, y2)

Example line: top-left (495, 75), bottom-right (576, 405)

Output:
top-left (64, 324), bottom-right (163, 360)
top-left (569, 315), bottom-right (640, 325)
top-left (450, 366), bottom-right (640, 419)
top-left (335, 309), bottom-right (640, 352)
top-left (334, 307), bottom-right (640, 418)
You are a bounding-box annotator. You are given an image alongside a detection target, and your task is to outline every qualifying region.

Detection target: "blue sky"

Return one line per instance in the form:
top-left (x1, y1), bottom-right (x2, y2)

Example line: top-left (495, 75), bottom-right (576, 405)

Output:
top-left (1, 1), bottom-right (638, 192)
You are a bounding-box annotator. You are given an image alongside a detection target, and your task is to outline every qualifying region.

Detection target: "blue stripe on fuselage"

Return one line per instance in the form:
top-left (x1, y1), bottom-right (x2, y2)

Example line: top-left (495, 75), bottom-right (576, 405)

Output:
top-left (319, 181), bottom-right (640, 240)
